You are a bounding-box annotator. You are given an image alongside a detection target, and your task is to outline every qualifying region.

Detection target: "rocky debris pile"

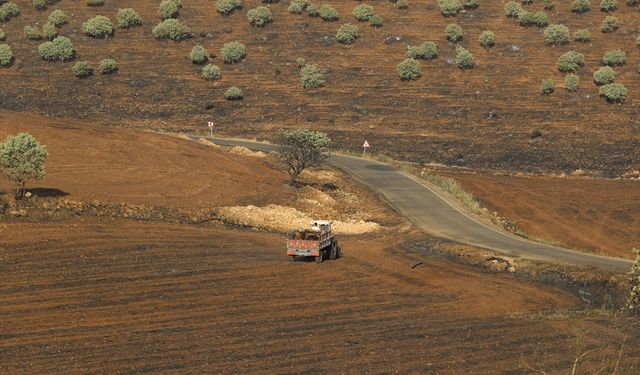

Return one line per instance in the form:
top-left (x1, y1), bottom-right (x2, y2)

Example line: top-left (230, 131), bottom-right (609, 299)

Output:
top-left (196, 138), bottom-right (221, 149)
top-left (228, 146), bottom-right (266, 158)
top-left (485, 256), bottom-right (517, 273)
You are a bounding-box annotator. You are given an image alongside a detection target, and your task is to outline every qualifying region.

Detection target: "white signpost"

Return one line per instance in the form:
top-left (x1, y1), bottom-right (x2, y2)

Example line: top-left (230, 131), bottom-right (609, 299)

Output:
top-left (207, 121), bottom-right (214, 136)
top-left (362, 139), bottom-right (370, 157)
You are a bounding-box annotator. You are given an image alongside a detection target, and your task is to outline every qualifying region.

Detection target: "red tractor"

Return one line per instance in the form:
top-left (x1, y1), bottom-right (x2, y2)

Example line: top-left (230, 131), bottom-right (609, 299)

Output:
top-left (286, 220), bottom-right (341, 263)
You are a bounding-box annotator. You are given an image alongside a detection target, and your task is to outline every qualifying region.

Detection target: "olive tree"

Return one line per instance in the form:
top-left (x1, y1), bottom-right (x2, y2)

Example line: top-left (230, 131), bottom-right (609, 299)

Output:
top-left (275, 129), bottom-right (330, 186)
top-left (0, 133), bottom-right (48, 198)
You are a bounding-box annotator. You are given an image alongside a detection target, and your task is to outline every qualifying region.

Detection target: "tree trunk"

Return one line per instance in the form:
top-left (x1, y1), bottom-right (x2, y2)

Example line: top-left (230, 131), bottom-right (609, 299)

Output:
top-left (288, 169), bottom-right (301, 187)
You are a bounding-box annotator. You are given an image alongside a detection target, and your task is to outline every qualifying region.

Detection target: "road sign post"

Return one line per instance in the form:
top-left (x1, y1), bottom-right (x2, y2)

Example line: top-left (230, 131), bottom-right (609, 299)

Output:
top-left (362, 140), bottom-right (370, 157)
top-left (207, 121), bottom-right (214, 136)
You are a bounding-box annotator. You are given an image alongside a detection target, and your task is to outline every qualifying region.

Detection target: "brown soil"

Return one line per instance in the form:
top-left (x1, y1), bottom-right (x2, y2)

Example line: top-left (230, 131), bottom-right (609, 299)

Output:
top-left (0, 1), bottom-right (639, 175)
top-left (2, 218), bottom-right (639, 374)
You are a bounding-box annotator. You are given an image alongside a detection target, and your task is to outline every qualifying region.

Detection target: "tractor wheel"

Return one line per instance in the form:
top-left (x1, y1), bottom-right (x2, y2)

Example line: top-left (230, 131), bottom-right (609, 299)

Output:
top-left (329, 244), bottom-right (337, 260)
top-left (289, 255), bottom-right (296, 262)
top-left (336, 246), bottom-right (341, 259)
top-left (316, 251), bottom-right (324, 263)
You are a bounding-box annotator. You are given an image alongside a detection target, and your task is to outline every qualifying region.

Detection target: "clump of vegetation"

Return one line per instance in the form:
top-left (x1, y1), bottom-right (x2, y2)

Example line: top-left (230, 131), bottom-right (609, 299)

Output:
top-left (574, 29), bottom-right (591, 42)
top-left (532, 11), bottom-right (548, 27)
top-left (369, 15), bottom-right (383, 27)
top-left (0, 2), bottom-right (21, 22)
top-left (288, 0), bottom-right (309, 14)
top-left (543, 0), bottom-right (555, 10)
top-left (190, 44), bottom-right (208, 64)
top-left (306, 4), bottom-right (319, 16)
top-left (33, 0), bottom-right (46, 11)
top-left (275, 128), bottom-right (331, 186)
top-left (72, 61), bottom-right (93, 78)
top-left (202, 64), bottom-right (221, 80)
top-left (319, 5), bottom-right (338, 20)
top-left (117, 8), bottom-right (142, 28)
top-left (24, 25), bottom-right (42, 40)
top-left (224, 86), bottom-right (243, 100)
top-left (0, 133), bottom-right (48, 199)
top-left (602, 49), bottom-right (625, 66)
top-left (557, 51), bottom-right (585, 72)
top-left (463, 0), bottom-right (479, 9)
top-left (439, 0), bottom-right (461, 16)
top-left (517, 11), bottom-right (534, 26)
top-left (300, 64), bottom-right (325, 88)
top-left (336, 23), bottom-right (358, 44)
top-left (627, 249), bottom-right (640, 315)
top-left (593, 66), bottom-right (615, 85)
top-left (48, 9), bottom-right (67, 27)
top-left (571, 0), bottom-right (590, 12)
top-left (220, 41), bottom-right (246, 63)
top-left (38, 36), bottom-right (74, 61)
top-left (296, 57), bottom-right (306, 67)
top-left (83, 15), bottom-right (114, 38)
top-left (247, 6), bottom-right (272, 27)
top-left (445, 23), bottom-right (463, 42)
top-left (544, 24), bottom-right (570, 45)
top-left (601, 15), bottom-right (618, 32)
top-left (216, 0), bottom-right (242, 15)
top-left (564, 74), bottom-right (579, 92)
top-left (396, 0), bottom-right (409, 9)
top-left (0, 29), bottom-right (5, 41)
top-left (598, 82), bottom-right (627, 102)
top-left (0, 44), bottom-right (13, 67)
top-left (540, 79), bottom-right (554, 94)
top-left (87, 0), bottom-right (105, 6)
top-left (159, 0), bottom-right (179, 19)
top-left (42, 22), bottom-right (57, 40)
top-left (407, 41), bottom-right (438, 59)
top-left (505, 1), bottom-right (522, 17)
top-left (600, 0), bottom-right (617, 11)
top-left (353, 4), bottom-right (374, 21)
top-left (152, 19), bottom-right (192, 40)
top-left (479, 31), bottom-right (495, 47)
top-left (99, 58), bottom-right (118, 74)
top-left (628, 0), bottom-right (640, 5)
top-left (397, 58), bottom-right (421, 80)
top-left (455, 46), bottom-right (474, 69)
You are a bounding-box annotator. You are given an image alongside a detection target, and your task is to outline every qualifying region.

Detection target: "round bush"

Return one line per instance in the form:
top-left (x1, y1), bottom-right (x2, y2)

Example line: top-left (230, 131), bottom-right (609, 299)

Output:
top-left (0, 44), bottom-right (13, 67)
top-left (83, 15), bottom-right (114, 38)
top-left (544, 24), bottom-right (570, 45)
top-left (601, 16), bottom-right (618, 32)
top-left (300, 64), bottom-right (325, 88)
top-left (48, 9), bottom-right (67, 27)
top-left (571, 0), bottom-right (590, 12)
top-left (463, 0), bottom-right (479, 9)
top-left (0, 29), bottom-right (5, 41)
top-left (445, 23), bottom-right (463, 42)
top-left (593, 66), bottom-right (615, 85)
top-left (565, 74), bottom-right (579, 92)
top-left (598, 83), bottom-right (627, 102)
top-left (0, 2), bottom-right (20, 22)
top-left (152, 19), bottom-right (192, 40)
top-left (336, 23), bottom-right (358, 44)
top-left (247, 7), bottom-right (272, 27)
top-left (540, 79), bottom-right (554, 95)
top-left (574, 29), bottom-right (591, 42)
top-left (602, 49), bottom-right (625, 66)
top-left (224, 87), bottom-right (243, 100)
top-left (190, 44), bottom-right (207, 64)
top-left (439, 0), bottom-right (462, 16)
top-left (397, 58), bottom-right (421, 80)
top-left (42, 22), bottom-right (57, 40)
top-left (353, 4), bottom-right (374, 21)
top-left (532, 11), bottom-right (548, 27)
top-left (600, 0), bottom-right (617, 10)
top-left (628, 0), bottom-right (640, 5)
top-left (72, 61), bottom-right (93, 78)
top-left (159, 0), bottom-right (179, 19)
top-left (479, 31), bottom-right (495, 47)
top-left (38, 36), bottom-right (74, 61)
top-left (369, 15), bottom-right (383, 27)
top-left (319, 5), bottom-right (338, 20)
top-left (33, 0), bottom-right (46, 11)
top-left (87, 0), bottom-right (105, 6)
top-left (517, 11), bottom-right (534, 26)
top-left (543, 0), bottom-right (555, 10)
top-left (288, 0), bottom-right (309, 14)
top-left (557, 51), bottom-right (585, 72)
top-left (220, 41), bottom-right (246, 63)
top-left (24, 25), bottom-right (42, 40)
top-left (407, 41), bottom-right (438, 59)
top-left (396, 0), bottom-right (409, 9)
top-left (117, 8), bottom-right (142, 28)
top-left (455, 46), bottom-right (474, 69)
top-left (202, 64), bottom-right (221, 80)
top-left (216, 0), bottom-right (242, 15)
top-left (307, 4), bottom-right (320, 16)
top-left (505, 1), bottom-right (522, 17)
top-left (296, 57), bottom-right (306, 67)
top-left (99, 58), bottom-right (118, 74)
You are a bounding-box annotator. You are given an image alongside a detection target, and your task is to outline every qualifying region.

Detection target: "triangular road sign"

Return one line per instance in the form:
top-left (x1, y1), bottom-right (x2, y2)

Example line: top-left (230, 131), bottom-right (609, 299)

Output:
top-left (362, 140), bottom-right (370, 148)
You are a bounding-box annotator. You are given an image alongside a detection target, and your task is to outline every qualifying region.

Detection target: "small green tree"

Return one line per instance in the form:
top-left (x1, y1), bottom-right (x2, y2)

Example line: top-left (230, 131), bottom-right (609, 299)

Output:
top-left (0, 44), bottom-right (13, 67)
top-left (445, 23), bottom-right (463, 42)
top-left (99, 58), bottom-right (118, 74)
top-left (300, 64), bottom-right (325, 88)
top-left (288, 0), bottom-right (309, 14)
top-left (247, 6), bottom-right (273, 27)
top-left (152, 19), bottom-right (192, 40)
top-left (479, 31), bottom-right (495, 47)
top-left (72, 61), bottom-right (93, 77)
top-left (602, 49), bottom-right (625, 66)
top-left (627, 249), bottom-right (640, 315)
top-left (455, 46), bottom-right (474, 69)
top-left (564, 74), bottom-right (579, 92)
top-left (190, 44), bottom-right (208, 64)
top-left (600, 0), bottom-right (617, 11)
top-left (48, 9), bottom-right (67, 27)
top-left (369, 15), bottom-right (383, 27)
top-left (117, 8), bottom-right (142, 28)
top-left (202, 64), bottom-right (221, 80)
top-left (601, 15), bottom-right (618, 32)
top-left (593, 66), bottom-right (615, 85)
top-left (319, 5), bottom-right (338, 20)
top-left (83, 15), bottom-right (114, 38)
top-left (544, 24), bottom-right (570, 45)
top-left (224, 86), bottom-right (243, 100)
top-left (598, 82), bottom-right (626, 102)
top-left (0, 29), bottom-right (5, 41)
top-left (571, 0), bottom-right (590, 12)
top-left (216, 0), bottom-right (242, 15)
top-left (159, 0), bottom-right (179, 19)
top-left (0, 133), bottom-right (48, 199)
top-left (397, 58), bottom-right (421, 80)
top-left (353, 4), bottom-right (374, 21)
top-left (407, 41), bottom-right (438, 59)
top-left (275, 129), bottom-right (331, 186)
top-left (574, 29), bottom-right (591, 42)
top-left (396, 0), bottom-right (408, 9)
top-left (557, 51), bottom-right (585, 72)
top-left (505, 1), bottom-right (522, 17)
top-left (540, 79), bottom-right (554, 94)
top-left (220, 41), bottom-right (246, 63)
top-left (439, 0), bottom-right (462, 16)
top-left (336, 23), bottom-right (359, 44)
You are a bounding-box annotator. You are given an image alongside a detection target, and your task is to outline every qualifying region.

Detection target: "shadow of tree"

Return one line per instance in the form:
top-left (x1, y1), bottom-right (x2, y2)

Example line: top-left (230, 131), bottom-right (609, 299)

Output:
top-left (27, 188), bottom-right (69, 198)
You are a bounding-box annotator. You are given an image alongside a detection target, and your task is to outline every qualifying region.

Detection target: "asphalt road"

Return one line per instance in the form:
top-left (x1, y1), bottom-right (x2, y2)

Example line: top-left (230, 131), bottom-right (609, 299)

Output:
top-left (209, 137), bottom-right (632, 271)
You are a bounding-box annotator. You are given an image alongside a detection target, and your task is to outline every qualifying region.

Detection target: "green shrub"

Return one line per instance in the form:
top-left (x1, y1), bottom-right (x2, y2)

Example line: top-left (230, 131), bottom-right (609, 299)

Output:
top-left (220, 41), bottom-right (246, 63)
top-left (593, 66), bottom-right (615, 85)
top-left (288, 0), bottom-right (309, 13)
top-left (574, 29), bottom-right (591, 42)
top-left (396, 0), bottom-right (408, 9)
top-left (86, 0), bottom-right (105, 6)
top-left (307, 4), bottom-right (320, 16)
top-left (159, 0), bottom-right (179, 19)
top-left (296, 57), bottom-right (306, 67)
top-left (602, 49), bottom-right (625, 66)
top-left (42, 22), bottom-right (57, 40)
top-left (353, 4), bottom-right (374, 21)
top-left (439, 0), bottom-right (462, 16)
top-left (397, 58), bottom-right (421, 80)
top-left (628, 0), bottom-right (640, 5)
top-left (369, 15), bottom-right (383, 27)
top-left (38, 36), bottom-right (74, 61)
top-left (479, 31), bottom-right (495, 47)
top-left (24, 25), bottom-right (42, 40)
top-left (0, 2), bottom-right (20, 22)
top-left (48, 9), bottom-right (67, 27)
top-left (532, 11), bottom-right (548, 27)
top-left (598, 83), bottom-right (626, 102)
top-left (117, 8), bottom-right (142, 28)
top-left (463, 0), bottom-right (479, 9)
top-left (83, 15), bottom-right (114, 38)
top-left (0, 29), bottom-right (5, 41)
top-left (33, 0), bottom-right (46, 11)
top-left (319, 5), bottom-right (338, 20)
top-left (445, 23), bottom-right (463, 42)
top-left (543, 0), bottom-right (555, 10)
top-left (216, 0), bottom-right (241, 15)
top-left (336, 23), bottom-right (358, 43)
top-left (72, 61), bottom-right (93, 78)
top-left (601, 16), bottom-right (618, 32)
top-left (517, 11), bottom-right (534, 26)
top-left (247, 7), bottom-right (272, 27)
top-left (565, 74), bottom-right (579, 92)
top-left (190, 44), bottom-right (207, 64)
top-left (300, 64), bottom-right (325, 88)
top-left (202, 64), bottom-right (221, 80)
top-left (99, 58), bottom-right (118, 74)
top-left (0, 44), bottom-right (13, 67)
top-left (540, 79), bottom-right (554, 94)
top-left (407, 41), bottom-right (438, 59)
top-left (557, 51), bottom-right (585, 72)
top-left (455, 46), bottom-right (474, 69)
top-left (600, 0), bottom-right (617, 10)
top-left (505, 1), bottom-right (522, 17)
top-left (571, 0), bottom-right (590, 12)
top-left (544, 24), bottom-right (570, 45)
top-left (224, 86), bottom-right (243, 100)
top-left (152, 19), bottom-right (192, 40)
